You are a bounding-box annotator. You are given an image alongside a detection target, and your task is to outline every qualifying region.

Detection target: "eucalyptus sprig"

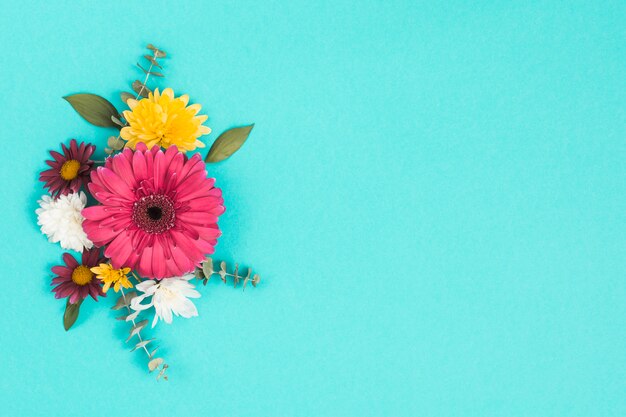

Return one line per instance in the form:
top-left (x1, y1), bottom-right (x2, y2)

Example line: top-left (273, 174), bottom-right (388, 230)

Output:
top-left (106, 44), bottom-right (168, 155)
top-left (122, 43), bottom-right (166, 103)
top-left (112, 287), bottom-right (169, 380)
top-left (194, 257), bottom-right (261, 290)
top-left (63, 43), bottom-right (168, 155)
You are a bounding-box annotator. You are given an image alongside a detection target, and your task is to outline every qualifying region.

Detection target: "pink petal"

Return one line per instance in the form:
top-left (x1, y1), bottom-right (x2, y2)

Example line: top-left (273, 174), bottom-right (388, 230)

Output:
top-left (170, 230), bottom-right (204, 263)
top-left (63, 253), bottom-right (79, 269)
top-left (151, 241), bottom-right (166, 279)
top-left (98, 169), bottom-right (134, 200)
top-left (111, 152), bottom-right (138, 190)
top-left (104, 232), bottom-right (134, 268)
top-left (82, 206), bottom-right (113, 221)
top-left (83, 220), bottom-right (119, 244)
top-left (52, 265), bottom-right (73, 277)
top-left (132, 150), bottom-right (148, 182)
top-left (138, 245), bottom-right (154, 278)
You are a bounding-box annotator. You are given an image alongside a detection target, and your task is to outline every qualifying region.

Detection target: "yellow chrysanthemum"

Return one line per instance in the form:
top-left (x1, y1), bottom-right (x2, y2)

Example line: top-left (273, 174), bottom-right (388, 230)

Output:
top-left (120, 88), bottom-right (211, 152)
top-left (90, 263), bottom-right (133, 293)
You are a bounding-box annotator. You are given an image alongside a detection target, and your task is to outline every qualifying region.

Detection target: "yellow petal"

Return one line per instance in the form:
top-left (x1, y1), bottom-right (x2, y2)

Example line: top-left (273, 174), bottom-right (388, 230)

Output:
top-left (187, 104), bottom-right (202, 115)
top-left (127, 99), bottom-right (139, 110)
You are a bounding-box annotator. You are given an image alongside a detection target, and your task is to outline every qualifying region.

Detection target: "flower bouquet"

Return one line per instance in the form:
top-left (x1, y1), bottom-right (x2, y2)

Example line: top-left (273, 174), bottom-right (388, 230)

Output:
top-left (36, 44), bottom-right (260, 380)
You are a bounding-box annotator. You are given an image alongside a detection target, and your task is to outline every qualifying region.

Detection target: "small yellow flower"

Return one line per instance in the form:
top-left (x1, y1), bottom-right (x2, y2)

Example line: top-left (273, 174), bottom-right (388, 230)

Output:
top-left (90, 264), bottom-right (133, 293)
top-left (120, 88), bottom-right (211, 152)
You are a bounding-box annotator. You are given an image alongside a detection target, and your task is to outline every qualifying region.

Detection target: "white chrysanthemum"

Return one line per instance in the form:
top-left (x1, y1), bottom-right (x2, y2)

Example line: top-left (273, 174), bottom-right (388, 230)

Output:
top-left (36, 192), bottom-right (93, 252)
top-left (130, 274), bottom-right (201, 327)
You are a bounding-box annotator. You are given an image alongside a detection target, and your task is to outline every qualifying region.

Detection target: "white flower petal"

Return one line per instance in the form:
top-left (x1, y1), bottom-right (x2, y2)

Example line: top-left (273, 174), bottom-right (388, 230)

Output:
top-left (137, 275), bottom-right (202, 326)
top-left (175, 297), bottom-right (199, 318)
top-left (36, 192), bottom-right (92, 252)
top-left (136, 280), bottom-right (157, 292)
top-left (161, 304), bottom-right (173, 324)
top-left (130, 293), bottom-right (153, 311)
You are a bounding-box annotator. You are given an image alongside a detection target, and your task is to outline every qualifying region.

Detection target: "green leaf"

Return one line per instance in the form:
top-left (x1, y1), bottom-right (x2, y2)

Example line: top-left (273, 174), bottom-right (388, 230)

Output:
top-left (202, 258), bottom-right (213, 280)
top-left (147, 44), bottom-right (167, 58)
top-left (120, 92), bottom-right (135, 104)
top-left (252, 274), bottom-right (260, 287)
top-left (132, 80), bottom-right (151, 98)
top-left (148, 357), bottom-right (164, 372)
top-left (63, 298), bottom-right (83, 331)
top-left (63, 93), bottom-right (120, 128)
top-left (126, 319), bottom-right (148, 342)
top-left (130, 338), bottom-right (155, 352)
top-left (205, 124), bottom-right (254, 163)
top-left (111, 291), bottom-right (137, 310)
top-left (143, 55), bottom-right (163, 69)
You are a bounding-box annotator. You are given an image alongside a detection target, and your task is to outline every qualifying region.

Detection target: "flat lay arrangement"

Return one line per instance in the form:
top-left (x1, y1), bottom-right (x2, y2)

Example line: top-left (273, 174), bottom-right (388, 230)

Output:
top-left (36, 44), bottom-right (260, 380)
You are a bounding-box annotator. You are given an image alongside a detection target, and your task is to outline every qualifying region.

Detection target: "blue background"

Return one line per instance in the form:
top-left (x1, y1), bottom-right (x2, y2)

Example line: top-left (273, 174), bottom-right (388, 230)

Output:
top-left (0, 1), bottom-right (624, 416)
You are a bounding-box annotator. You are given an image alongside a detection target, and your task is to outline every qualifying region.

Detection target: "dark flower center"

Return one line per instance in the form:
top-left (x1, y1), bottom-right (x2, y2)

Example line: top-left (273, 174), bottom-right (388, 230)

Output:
top-left (147, 206), bottom-right (163, 220)
top-left (132, 194), bottom-right (176, 234)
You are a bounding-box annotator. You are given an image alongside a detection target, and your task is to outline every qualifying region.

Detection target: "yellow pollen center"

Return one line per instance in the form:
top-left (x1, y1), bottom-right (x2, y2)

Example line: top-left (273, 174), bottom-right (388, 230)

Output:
top-left (60, 159), bottom-right (81, 180)
top-left (71, 266), bottom-right (93, 286)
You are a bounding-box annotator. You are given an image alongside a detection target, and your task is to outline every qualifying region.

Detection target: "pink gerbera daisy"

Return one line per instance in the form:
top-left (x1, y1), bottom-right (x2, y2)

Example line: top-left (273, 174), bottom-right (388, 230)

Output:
top-left (51, 248), bottom-right (106, 304)
top-left (82, 144), bottom-right (224, 279)
top-left (39, 139), bottom-right (95, 198)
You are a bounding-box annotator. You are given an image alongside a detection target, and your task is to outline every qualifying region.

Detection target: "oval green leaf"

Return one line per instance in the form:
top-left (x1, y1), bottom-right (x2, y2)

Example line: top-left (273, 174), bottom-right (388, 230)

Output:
top-left (205, 124), bottom-right (255, 163)
top-left (63, 298), bottom-right (83, 331)
top-left (63, 93), bottom-right (120, 128)
top-left (120, 92), bottom-right (135, 104)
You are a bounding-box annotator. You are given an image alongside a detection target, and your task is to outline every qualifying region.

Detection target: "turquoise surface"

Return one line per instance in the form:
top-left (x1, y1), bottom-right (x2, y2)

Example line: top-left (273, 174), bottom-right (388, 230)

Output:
top-left (0, 1), bottom-right (624, 416)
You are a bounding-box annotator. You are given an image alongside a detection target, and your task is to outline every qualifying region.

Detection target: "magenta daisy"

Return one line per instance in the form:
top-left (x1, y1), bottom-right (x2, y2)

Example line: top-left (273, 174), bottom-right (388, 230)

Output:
top-left (39, 139), bottom-right (95, 198)
top-left (82, 144), bottom-right (225, 279)
top-left (51, 248), bottom-right (106, 304)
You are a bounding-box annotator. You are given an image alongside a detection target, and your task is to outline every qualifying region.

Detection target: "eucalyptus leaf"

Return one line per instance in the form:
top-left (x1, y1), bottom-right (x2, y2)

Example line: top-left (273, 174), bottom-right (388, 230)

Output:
top-left (252, 274), bottom-right (260, 287)
top-left (126, 319), bottom-right (148, 342)
top-left (136, 62), bottom-right (162, 77)
top-left (63, 298), bottom-right (83, 331)
top-left (111, 115), bottom-right (125, 128)
top-left (132, 80), bottom-right (151, 98)
top-left (233, 264), bottom-right (240, 288)
top-left (148, 357), bottom-right (164, 372)
top-left (243, 269), bottom-right (252, 290)
top-left (131, 338), bottom-right (155, 352)
top-left (111, 291), bottom-right (137, 310)
top-left (205, 124), bottom-right (255, 163)
top-left (63, 93), bottom-right (120, 128)
top-left (107, 136), bottom-right (125, 150)
top-left (120, 92), bottom-right (134, 104)
top-left (144, 55), bottom-right (163, 69)
top-left (136, 61), bottom-right (164, 76)
top-left (202, 258), bottom-right (213, 279)
top-left (146, 44), bottom-right (167, 58)
top-left (125, 310), bottom-right (140, 321)
top-left (149, 347), bottom-right (160, 359)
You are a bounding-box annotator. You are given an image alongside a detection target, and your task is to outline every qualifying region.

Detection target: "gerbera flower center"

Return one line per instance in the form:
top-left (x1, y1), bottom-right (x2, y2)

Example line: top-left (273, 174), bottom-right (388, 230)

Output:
top-left (132, 194), bottom-right (176, 234)
top-left (59, 159), bottom-right (81, 180)
top-left (71, 265), bottom-right (93, 286)
top-left (147, 206), bottom-right (163, 220)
